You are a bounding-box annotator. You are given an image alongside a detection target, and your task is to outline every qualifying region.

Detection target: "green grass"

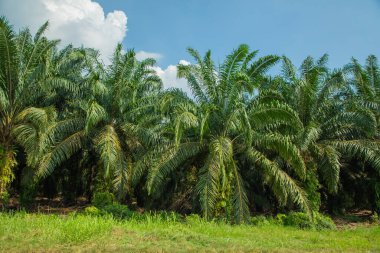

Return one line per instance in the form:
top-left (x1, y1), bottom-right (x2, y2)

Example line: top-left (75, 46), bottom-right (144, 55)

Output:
top-left (0, 212), bottom-right (379, 252)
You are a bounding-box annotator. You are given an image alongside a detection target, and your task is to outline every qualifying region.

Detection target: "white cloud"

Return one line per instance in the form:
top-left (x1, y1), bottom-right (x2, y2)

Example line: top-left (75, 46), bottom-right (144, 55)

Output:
top-left (179, 60), bottom-right (191, 66)
top-left (152, 60), bottom-right (191, 94)
top-left (135, 51), bottom-right (162, 61)
top-left (0, 0), bottom-right (127, 63)
top-left (0, 0), bottom-right (192, 93)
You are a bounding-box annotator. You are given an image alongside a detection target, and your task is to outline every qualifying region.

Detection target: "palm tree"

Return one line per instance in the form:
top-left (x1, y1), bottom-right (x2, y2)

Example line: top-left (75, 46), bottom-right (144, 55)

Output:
top-left (137, 45), bottom-right (309, 223)
top-left (343, 55), bottom-right (380, 212)
top-left (36, 45), bottom-right (163, 199)
top-left (0, 17), bottom-right (68, 193)
top-left (274, 55), bottom-right (380, 202)
top-left (344, 55), bottom-right (380, 135)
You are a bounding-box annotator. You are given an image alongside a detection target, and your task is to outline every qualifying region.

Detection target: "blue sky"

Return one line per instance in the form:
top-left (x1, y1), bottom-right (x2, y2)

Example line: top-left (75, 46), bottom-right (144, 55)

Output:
top-left (1, 0), bottom-right (379, 91)
top-left (98, 0), bottom-right (380, 69)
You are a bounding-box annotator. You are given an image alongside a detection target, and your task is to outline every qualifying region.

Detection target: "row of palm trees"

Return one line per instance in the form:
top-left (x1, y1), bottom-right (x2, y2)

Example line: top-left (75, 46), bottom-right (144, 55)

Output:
top-left (1, 18), bottom-right (379, 223)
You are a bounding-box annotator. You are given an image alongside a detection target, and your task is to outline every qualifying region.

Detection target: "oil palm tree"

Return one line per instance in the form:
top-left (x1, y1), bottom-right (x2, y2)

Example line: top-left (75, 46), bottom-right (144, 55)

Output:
top-left (274, 55), bottom-right (380, 197)
top-left (135, 45), bottom-right (309, 223)
top-left (0, 17), bottom-right (72, 193)
top-left (343, 55), bottom-right (380, 212)
top-left (344, 55), bottom-right (380, 134)
top-left (35, 44), bottom-right (163, 198)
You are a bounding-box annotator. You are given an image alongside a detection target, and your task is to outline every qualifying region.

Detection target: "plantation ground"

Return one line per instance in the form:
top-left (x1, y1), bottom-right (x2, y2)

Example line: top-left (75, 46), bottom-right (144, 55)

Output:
top-left (0, 213), bottom-right (379, 252)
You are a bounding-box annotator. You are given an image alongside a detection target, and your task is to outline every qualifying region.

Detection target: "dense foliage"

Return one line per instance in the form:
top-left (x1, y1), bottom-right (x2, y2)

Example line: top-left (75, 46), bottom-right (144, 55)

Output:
top-left (1, 17), bottom-right (379, 223)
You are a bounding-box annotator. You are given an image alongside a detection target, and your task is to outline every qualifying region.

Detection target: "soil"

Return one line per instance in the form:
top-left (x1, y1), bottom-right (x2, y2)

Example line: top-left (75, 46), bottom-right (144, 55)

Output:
top-left (4, 196), bottom-right (89, 214)
top-left (332, 209), bottom-right (377, 229)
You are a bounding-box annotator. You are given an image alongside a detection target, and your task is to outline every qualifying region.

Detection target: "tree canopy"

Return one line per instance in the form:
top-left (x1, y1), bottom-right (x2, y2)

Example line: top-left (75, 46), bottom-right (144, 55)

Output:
top-left (1, 17), bottom-right (379, 223)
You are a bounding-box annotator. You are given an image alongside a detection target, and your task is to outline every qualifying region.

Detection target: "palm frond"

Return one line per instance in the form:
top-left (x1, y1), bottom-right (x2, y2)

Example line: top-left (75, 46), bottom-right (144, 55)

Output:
top-left (253, 132), bottom-right (306, 179)
top-left (37, 131), bottom-right (85, 178)
top-left (246, 148), bottom-right (310, 212)
top-left (196, 152), bottom-right (221, 220)
top-left (230, 159), bottom-right (249, 223)
top-left (95, 125), bottom-right (125, 178)
top-left (147, 142), bottom-right (201, 196)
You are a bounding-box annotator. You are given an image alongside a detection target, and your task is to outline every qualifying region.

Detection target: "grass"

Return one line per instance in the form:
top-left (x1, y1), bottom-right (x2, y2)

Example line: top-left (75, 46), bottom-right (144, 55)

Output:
top-left (0, 212), bottom-right (379, 252)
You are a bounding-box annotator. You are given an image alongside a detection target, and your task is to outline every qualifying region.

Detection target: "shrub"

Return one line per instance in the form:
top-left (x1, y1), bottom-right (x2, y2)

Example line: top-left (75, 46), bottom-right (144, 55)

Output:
top-left (313, 212), bottom-right (336, 230)
top-left (92, 192), bottom-right (114, 208)
top-left (249, 215), bottom-right (284, 226)
top-left (275, 213), bottom-right (287, 225)
top-left (283, 212), bottom-right (314, 229)
top-left (84, 203), bottom-right (133, 220)
top-left (282, 212), bottom-right (336, 230)
top-left (250, 215), bottom-right (270, 226)
top-left (102, 204), bottom-right (132, 219)
top-left (84, 206), bottom-right (100, 216)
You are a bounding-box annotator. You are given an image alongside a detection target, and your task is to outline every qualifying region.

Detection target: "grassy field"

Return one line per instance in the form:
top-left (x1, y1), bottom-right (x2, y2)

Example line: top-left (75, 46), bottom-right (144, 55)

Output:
top-left (0, 212), bottom-right (379, 252)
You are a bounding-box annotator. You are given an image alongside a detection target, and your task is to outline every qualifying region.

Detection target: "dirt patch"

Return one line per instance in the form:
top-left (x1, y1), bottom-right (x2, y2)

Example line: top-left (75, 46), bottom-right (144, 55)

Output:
top-left (5, 196), bottom-right (89, 214)
top-left (332, 210), bottom-right (378, 229)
